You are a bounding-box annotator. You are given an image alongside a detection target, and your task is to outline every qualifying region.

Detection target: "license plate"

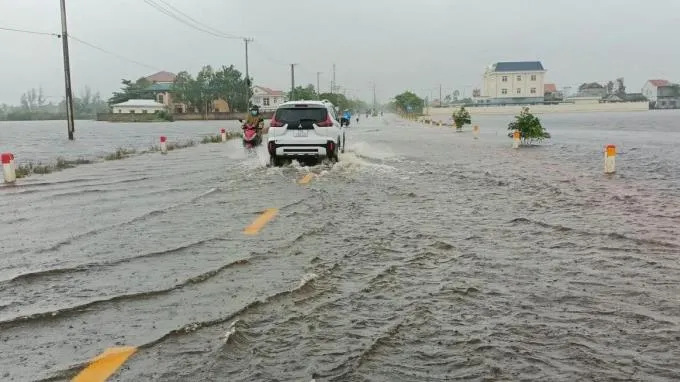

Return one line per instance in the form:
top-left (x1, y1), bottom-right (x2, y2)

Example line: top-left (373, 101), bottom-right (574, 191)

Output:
top-left (294, 130), bottom-right (308, 137)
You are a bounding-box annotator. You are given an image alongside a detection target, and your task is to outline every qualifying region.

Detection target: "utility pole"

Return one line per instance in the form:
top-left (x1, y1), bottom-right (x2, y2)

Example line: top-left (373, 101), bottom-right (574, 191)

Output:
top-left (372, 83), bottom-right (377, 112)
top-left (59, 0), bottom-right (75, 140)
top-left (243, 37), bottom-right (253, 111)
top-left (316, 71), bottom-right (322, 99)
top-left (331, 64), bottom-right (336, 94)
top-left (439, 84), bottom-right (442, 107)
top-left (290, 63), bottom-right (297, 101)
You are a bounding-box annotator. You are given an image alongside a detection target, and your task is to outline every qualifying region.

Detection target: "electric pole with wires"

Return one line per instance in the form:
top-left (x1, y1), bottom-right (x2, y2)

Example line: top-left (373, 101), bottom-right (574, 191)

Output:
top-left (316, 72), bottom-right (322, 99)
top-left (290, 63), bottom-right (298, 101)
top-left (243, 37), bottom-right (253, 111)
top-left (59, 0), bottom-right (75, 140)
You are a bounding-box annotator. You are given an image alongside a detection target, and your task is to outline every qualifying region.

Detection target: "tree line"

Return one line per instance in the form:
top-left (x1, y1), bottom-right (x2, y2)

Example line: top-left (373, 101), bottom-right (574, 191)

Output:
top-left (287, 84), bottom-right (370, 112)
top-left (0, 87), bottom-right (108, 121)
top-left (109, 64), bottom-right (251, 113)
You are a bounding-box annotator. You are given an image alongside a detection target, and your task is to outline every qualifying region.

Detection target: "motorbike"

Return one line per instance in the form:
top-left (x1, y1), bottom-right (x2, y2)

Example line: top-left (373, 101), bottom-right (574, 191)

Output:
top-left (242, 123), bottom-right (262, 149)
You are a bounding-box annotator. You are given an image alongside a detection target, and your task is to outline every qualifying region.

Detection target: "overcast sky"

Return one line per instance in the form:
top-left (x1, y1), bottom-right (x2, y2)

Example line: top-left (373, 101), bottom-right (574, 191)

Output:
top-left (0, 0), bottom-right (678, 104)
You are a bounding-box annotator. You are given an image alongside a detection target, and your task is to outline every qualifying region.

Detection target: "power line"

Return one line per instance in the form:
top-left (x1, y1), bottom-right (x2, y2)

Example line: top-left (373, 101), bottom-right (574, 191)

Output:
top-left (155, 0), bottom-right (241, 39)
top-left (0, 26), bottom-right (59, 37)
top-left (142, 0), bottom-right (243, 40)
top-left (69, 35), bottom-right (162, 71)
top-left (1, 24), bottom-right (162, 72)
top-left (250, 41), bottom-right (289, 67)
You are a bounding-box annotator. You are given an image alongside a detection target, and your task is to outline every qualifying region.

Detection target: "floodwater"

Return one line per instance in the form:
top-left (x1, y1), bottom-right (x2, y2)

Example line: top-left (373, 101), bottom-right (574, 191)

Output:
top-left (0, 119), bottom-right (245, 164)
top-left (1, 111), bottom-right (680, 381)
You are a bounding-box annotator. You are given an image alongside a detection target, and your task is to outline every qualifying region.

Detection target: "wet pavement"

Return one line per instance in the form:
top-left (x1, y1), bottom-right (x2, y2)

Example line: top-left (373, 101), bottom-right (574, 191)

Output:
top-left (1, 112), bottom-right (680, 381)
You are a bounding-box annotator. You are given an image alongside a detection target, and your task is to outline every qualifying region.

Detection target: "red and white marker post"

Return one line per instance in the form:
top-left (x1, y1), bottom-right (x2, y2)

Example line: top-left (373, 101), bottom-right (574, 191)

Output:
top-left (2, 152), bottom-right (16, 183)
top-left (160, 136), bottom-right (168, 154)
top-left (604, 144), bottom-right (616, 174)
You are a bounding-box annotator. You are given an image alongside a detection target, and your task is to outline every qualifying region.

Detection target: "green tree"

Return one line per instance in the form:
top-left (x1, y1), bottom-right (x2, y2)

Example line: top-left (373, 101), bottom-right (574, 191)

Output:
top-left (317, 92), bottom-right (368, 113)
top-left (211, 65), bottom-right (250, 112)
top-left (507, 107), bottom-right (551, 145)
top-left (393, 91), bottom-right (424, 114)
top-left (67, 87), bottom-right (109, 118)
top-left (171, 67), bottom-right (218, 117)
top-left (605, 81), bottom-right (615, 95)
top-left (452, 106), bottom-right (471, 131)
top-left (615, 77), bottom-right (626, 96)
top-left (289, 84), bottom-right (316, 101)
top-left (108, 78), bottom-right (154, 105)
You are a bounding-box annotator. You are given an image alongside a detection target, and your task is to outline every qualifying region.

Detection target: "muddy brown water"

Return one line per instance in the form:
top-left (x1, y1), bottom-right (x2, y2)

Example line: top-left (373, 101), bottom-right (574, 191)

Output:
top-left (1, 112), bottom-right (679, 381)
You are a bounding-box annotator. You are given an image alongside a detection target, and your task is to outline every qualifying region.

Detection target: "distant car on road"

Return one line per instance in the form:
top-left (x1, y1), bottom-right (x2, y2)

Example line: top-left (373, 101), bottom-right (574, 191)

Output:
top-left (267, 100), bottom-right (346, 167)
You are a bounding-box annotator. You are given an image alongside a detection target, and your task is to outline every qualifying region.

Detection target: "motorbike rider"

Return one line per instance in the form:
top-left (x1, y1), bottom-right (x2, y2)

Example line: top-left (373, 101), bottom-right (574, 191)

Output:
top-left (240, 105), bottom-right (264, 146)
top-left (244, 105), bottom-right (264, 135)
top-left (341, 109), bottom-right (351, 127)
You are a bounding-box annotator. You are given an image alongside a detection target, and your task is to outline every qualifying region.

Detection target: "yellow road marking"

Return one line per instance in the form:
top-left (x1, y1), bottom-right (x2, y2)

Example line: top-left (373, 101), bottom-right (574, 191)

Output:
top-left (72, 346), bottom-right (137, 382)
top-left (243, 208), bottom-right (279, 235)
top-left (298, 173), bottom-right (314, 185)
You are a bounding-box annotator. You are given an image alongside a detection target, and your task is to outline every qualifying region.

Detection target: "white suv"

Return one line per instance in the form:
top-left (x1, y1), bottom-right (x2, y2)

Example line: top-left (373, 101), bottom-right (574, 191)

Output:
top-left (266, 100), bottom-right (346, 167)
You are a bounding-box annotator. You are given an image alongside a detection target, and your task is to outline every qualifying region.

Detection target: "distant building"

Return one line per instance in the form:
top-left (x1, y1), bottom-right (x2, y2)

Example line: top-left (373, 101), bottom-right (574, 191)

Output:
top-left (112, 99), bottom-right (166, 114)
top-left (544, 83), bottom-right (563, 103)
top-left (655, 85), bottom-right (680, 109)
top-left (480, 61), bottom-right (546, 105)
top-left (641, 79), bottom-right (679, 109)
top-left (642, 79), bottom-right (670, 103)
top-left (576, 82), bottom-right (607, 98)
top-left (251, 86), bottom-right (286, 112)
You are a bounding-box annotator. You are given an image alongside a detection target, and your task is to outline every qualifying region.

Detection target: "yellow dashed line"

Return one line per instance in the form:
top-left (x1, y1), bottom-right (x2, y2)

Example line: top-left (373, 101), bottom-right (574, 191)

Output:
top-left (243, 208), bottom-right (279, 235)
top-left (72, 346), bottom-right (137, 382)
top-left (298, 173), bottom-right (314, 185)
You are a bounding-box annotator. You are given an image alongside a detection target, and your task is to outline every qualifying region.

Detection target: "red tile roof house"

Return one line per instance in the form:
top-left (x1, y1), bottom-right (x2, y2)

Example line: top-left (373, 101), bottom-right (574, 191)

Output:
top-left (642, 79), bottom-right (670, 103)
top-left (643, 80), bottom-right (680, 109)
top-left (251, 86), bottom-right (286, 112)
top-left (544, 83), bottom-right (557, 94)
top-left (543, 83), bottom-right (563, 103)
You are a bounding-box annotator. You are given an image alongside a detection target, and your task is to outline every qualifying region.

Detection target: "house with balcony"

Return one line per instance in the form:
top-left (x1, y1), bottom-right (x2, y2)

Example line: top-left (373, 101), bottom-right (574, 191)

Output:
top-left (642, 79), bottom-right (669, 103)
top-left (655, 84), bottom-right (680, 109)
top-left (642, 79), bottom-right (679, 109)
top-left (479, 61), bottom-right (546, 105)
top-left (250, 86), bottom-right (286, 112)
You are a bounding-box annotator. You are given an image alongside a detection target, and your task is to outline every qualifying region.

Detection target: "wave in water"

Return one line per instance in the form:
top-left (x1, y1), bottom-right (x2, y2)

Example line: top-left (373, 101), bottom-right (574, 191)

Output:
top-left (0, 258), bottom-right (250, 329)
top-left (0, 234), bottom-right (225, 286)
top-left (4, 187), bottom-right (221, 259)
top-left (509, 217), bottom-right (679, 249)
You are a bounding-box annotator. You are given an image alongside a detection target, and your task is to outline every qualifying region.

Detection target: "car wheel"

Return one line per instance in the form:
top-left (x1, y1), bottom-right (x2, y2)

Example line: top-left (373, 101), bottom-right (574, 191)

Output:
top-left (329, 141), bottom-right (340, 163)
top-left (270, 155), bottom-right (282, 167)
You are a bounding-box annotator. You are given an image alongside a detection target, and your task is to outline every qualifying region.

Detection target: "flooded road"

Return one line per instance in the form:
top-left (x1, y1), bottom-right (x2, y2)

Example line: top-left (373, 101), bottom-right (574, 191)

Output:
top-left (1, 112), bottom-right (680, 381)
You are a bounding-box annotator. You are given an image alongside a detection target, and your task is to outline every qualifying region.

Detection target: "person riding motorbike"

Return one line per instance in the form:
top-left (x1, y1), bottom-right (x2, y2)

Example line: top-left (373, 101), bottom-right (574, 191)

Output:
top-left (341, 109), bottom-right (351, 127)
top-left (242, 105), bottom-right (264, 145)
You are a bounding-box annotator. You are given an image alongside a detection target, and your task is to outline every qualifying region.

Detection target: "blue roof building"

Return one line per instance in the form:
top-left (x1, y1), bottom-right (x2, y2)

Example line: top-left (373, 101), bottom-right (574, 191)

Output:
top-left (479, 61), bottom-right (548, 105)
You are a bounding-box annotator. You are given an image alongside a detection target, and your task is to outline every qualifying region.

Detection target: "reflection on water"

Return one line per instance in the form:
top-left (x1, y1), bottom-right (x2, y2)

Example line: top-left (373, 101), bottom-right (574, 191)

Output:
top-left (1, 112), bottom-right (680, 381)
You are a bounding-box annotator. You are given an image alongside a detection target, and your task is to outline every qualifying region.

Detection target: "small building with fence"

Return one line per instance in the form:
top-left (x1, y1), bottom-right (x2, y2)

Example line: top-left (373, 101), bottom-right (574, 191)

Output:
top-left (111, 99), bottom-right (167, 114)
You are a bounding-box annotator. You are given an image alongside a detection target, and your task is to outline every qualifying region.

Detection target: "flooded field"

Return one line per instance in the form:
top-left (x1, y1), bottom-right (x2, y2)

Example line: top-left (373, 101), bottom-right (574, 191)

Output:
top-left (0, 119), bottom-right (245, 164)
top-left (1, 111), bottom-right (679, 381)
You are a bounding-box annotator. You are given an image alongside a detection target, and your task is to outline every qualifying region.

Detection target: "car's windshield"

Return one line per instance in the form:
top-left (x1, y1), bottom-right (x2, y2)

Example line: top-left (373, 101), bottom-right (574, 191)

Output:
top-left (275, 107), bottom-right (327, 124)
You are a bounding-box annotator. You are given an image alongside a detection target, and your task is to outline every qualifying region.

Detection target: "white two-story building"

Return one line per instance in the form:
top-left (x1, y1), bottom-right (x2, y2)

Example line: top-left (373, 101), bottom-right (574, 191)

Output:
top-left (479, 61), bottom-right (547, 105)
top-left (250, 86), bottom-right (286, 112)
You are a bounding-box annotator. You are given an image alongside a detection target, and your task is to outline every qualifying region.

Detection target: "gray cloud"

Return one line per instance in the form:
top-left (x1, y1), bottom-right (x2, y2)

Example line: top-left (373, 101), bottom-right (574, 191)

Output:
top-left (0, 0), bottom-right (678, 104)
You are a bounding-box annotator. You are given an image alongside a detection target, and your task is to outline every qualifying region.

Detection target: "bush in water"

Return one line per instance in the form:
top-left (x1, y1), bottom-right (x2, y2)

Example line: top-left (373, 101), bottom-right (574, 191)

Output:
top-left (507, 107), bottom-right (551, 145)
top-left (452, 106), bottom-right (471, 131)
